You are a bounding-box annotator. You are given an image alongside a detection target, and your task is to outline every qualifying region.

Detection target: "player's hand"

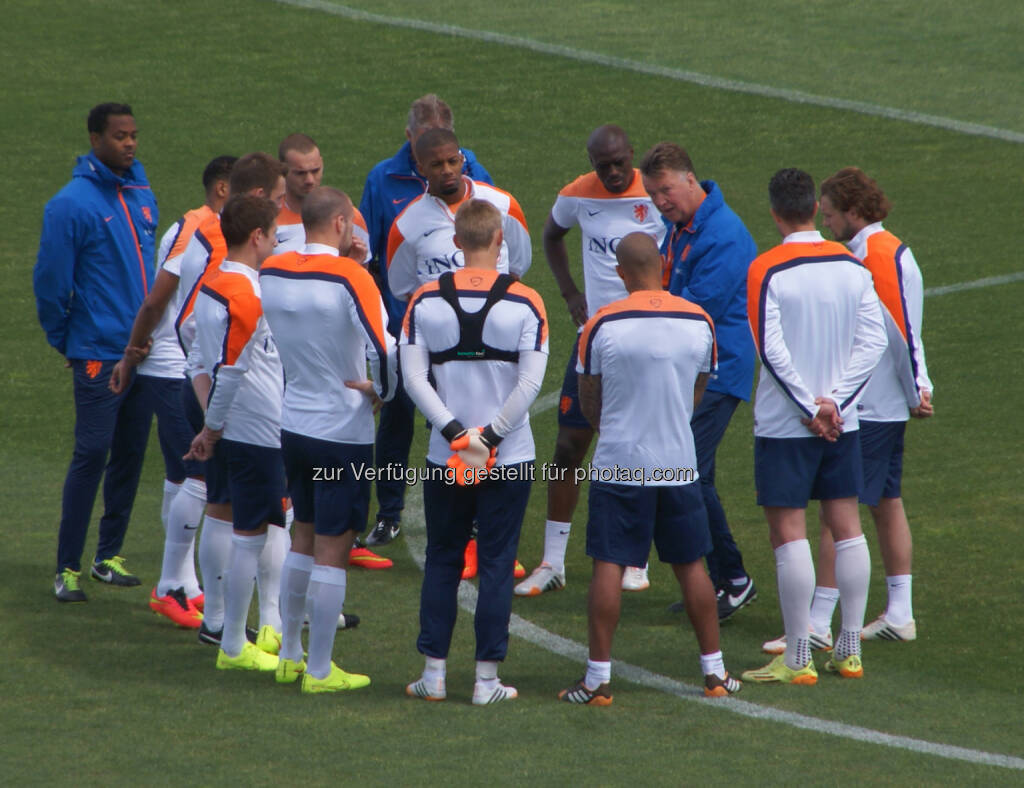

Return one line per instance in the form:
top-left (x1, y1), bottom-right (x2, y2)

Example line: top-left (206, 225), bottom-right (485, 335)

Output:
top-left (564, 291), bottom-right (588, 328)
top-left (109, 359), bottom-right (132, 394)
top-left (123, 338), bottom-right (153, 366)
top-left (346, 236), bottom-right (369, 263)
top-left (183, 426), bottom-right (222, 461)
top-left (345, 379), bottom-right (383, 414)
top-left (910, 389), bottom-right (934, 419)
top-left (447, 427), bottom-right (497, 486)
top-left (801, 397), bottom-right (842, 442)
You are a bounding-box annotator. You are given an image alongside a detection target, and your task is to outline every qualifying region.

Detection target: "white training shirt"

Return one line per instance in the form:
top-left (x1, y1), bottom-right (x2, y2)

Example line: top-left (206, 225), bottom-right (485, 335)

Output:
top-left (260, 242), bottom-right (397, 445)
top-left (848, 223), bottom-right (933, 422)
top-left (274, 202), bottom-right (373, 264)
top-left (550, 169), bottom-right (667, 318)
top-left (386, 177), bottom-right (531, 301)
top-left (193, 260), bottom-right (283, 448)
top-left (748, 230), bottom-right (888, 438)
top-left (577, 291), bottom-right (715, 486)
top-left (400, 268), bottom-right (548, 466)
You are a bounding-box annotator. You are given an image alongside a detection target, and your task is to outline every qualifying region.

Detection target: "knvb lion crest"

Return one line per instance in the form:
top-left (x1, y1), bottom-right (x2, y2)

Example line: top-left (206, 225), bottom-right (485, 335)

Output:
top-left (141, 206), bottom-right (153, 223)
top-left (633, 203), bottom-right (649, 222)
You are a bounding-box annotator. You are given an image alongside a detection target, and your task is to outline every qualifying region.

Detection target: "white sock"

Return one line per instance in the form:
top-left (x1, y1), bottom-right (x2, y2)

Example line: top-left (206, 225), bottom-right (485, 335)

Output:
top-left (197, 514), bottom-right (232, 631)
top-left (159, 477), bottom-right (205, 597)
top-left (279, 551), bottom-right (313, 662)
top-left (475, 660), bottom-right (499, 689)
top-left (700, 650), bottom-right (726, 681)
top-left (834, 535), bottom-right (870, 660)
top-left (161, 479), bottom-right (180, 530)
top-left (809, 585), bottom-right (840, 634)
top-left (222, 531), bottom-right (266, 657)
top-left (584, 659), bottom-right (611, 690)
top-left (307, 564), bottom-right (346, 680)
top-left (424, 656), bottom-right (446, 682)
top-left (541, 520), bottom-right (571, 572)
top-left (256, 524), bottom-right (290, 631)
top-left (775, 539), bottom-right (815, 670)
top-left (885, 574), bottom-right (913, 625)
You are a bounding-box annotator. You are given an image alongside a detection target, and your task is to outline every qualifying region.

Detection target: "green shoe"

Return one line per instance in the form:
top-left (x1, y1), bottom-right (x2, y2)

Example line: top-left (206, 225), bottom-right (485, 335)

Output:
top-left (276, 657), bottom-right (306, 684)
top-left (741, 654), bottom-right (818, 685)
top-left (256, 625), bottom-right (282, 655)
top-left (824, 653), bottom-right (864, 678)
top-left (55, 569), bottom-right (87, 602)
top-left (91, 556), bottom-right (141, 587)
top-left (301, 662), bottom-right (370, 694)
top-left (216, 642), bottom-right (279, 672)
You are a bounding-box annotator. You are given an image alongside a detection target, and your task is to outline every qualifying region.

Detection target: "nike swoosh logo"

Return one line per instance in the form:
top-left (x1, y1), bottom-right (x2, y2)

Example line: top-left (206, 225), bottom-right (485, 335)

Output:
top-left (184, 524), bottom-right (198, 530)
top-left (104, 215), bottom-right (114, 222)
top-left (392, 198), bottom-right (408, 205)
top-left (587, 209), bottom-right (601, 216)
top-left (423, 228), bottom-right (439, 236)
top-left (94, 568), bottom-right (112, 581)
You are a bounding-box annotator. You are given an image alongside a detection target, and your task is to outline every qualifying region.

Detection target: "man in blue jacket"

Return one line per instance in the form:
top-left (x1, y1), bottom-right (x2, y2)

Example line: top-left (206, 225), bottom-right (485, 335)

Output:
top-left (35, 102), bottom-right (159, 602)
top-left (359, 94), bottom-right (492, 547)
top-left (640, 142), bottom-right (758, 620)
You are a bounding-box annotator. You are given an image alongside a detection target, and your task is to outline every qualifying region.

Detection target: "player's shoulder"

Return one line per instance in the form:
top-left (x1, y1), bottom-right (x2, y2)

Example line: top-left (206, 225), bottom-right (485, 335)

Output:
top-left (472, 180), bottom-right (516, 209)
top-left (558, 171), bottom-right (603, 198)
top-left (506, 279), bottom-right (546, 315)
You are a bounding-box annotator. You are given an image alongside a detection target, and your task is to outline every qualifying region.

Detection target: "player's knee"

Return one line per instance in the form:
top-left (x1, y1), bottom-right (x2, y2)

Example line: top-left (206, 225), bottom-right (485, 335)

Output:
top-left (552, 428), bottom-right (591, 467)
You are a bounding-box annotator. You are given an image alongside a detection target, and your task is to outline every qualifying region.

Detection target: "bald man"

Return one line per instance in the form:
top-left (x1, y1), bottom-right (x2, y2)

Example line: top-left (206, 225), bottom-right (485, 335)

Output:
top-left (559, 232), bottom-right (740, 705)
top-left (516, 125), bottom-right (667, 598)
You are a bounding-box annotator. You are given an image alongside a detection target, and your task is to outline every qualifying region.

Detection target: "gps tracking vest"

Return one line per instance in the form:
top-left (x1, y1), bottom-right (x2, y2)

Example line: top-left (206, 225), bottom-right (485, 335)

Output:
top-left (428, 272), bottom-right (520, 365)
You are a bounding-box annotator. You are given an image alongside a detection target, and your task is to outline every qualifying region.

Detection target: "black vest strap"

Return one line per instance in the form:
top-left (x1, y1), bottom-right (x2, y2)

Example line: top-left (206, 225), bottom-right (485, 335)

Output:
top-left (429, 272), bottom-right (521, 365)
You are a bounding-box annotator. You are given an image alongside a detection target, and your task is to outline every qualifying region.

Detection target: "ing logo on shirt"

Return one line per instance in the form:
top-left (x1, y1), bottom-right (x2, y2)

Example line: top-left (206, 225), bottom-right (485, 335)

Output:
top-left (633, 203), bottom-right (649, 222)
top-left (85, 360), bottom-right (102, 379)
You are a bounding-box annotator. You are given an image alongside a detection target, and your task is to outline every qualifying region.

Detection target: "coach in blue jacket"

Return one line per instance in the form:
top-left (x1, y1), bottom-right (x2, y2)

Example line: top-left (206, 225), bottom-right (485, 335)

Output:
top-left (640, 142), bottom-right (758, 620)
top-left (358, 94), bottom-right (492, 547)
top-left (35, 102), bottom-right (158, 602)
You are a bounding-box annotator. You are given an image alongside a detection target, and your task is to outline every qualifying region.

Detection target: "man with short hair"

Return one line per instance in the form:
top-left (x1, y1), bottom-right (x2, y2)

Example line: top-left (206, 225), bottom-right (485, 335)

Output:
top-left (185, 194), bottom-right (285, 673)
top-left (402, 199), bottom-right (547, 705)
top-left (261, 186), bottom-right (397, 693)
top-left (360, 94), bottom-right (493, 547)
top-left (640, 142), bottom-right (758, 616)
top-left (559, 232), bottom-right (741, 705)
top-left (36, 102), bottom-right (159, 601)
top-left (741, 168), bottom-right (887, 686)
top-left (515, 125), bottom-right (667, 597)
top-left (765, 168), bottom-right (933, 651)
top-left (110, 155), bottom-right (235, 627)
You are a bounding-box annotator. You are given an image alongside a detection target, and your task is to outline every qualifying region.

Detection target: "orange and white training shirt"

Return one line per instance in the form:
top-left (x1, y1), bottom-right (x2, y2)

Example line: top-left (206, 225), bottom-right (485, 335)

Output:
top-left (386, 177), bottom-right (531, 301)
top-left (193, 260), bottom-right (282, 448)
top-left (550, 169), bottom-right (667, 318)
top-left (848, 223), bottom-right (932, 422)
top-left (400, 268), bottom-right (548, 467)
top-left (577, 291), bottom-right (715, 485)
top-left (747, 231), bottom-right (888, 438)
top-left (137, 206), bottom-right (213, 379)
top-left (170, 208), bottom-right (227, 362)
top-left (275, 202), bottom-right (373, 265)
top-left (260, 243), bottom-right (397, 445)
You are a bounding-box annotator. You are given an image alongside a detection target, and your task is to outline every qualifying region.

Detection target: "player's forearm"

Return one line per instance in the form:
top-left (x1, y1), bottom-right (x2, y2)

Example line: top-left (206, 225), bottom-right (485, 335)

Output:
top-left (578, 374), bottom-right (602, 431)
top-left (486, 350), bottom-right (547, 442)
top-left (400, 343), bottom-right (455, 431)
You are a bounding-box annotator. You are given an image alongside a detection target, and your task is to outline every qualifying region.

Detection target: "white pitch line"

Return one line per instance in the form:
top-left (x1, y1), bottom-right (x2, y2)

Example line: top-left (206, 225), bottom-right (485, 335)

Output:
top-left (401, 486), bottom-right (1023, 770)
top-left (267, 0), bottom-right (1024, 144)
top-left (924, 270), bottom-right (1024, 297)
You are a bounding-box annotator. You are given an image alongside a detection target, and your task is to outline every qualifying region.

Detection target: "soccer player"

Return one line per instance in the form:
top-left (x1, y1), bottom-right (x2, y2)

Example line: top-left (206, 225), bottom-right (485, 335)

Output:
top-left (110, 155), bottom-right (236, 628)
top-left (640, 143), bottom-right (759, 617)
top-left (170, 152), bottom-right (288, 648)
top-left (388, 126), bottom-right (531, 580)
top-left (261, 186), bottom-right (396, 693)
top-left (359, 94), bottom-right (493, 548)
top-left (741, 169), bottom-right (887, 686)
top-left (402, 199), bottom-right (547, 705)
top-left (185, 194), bottom-right (284, 673)
top-left (273, 132), bottom-right (392, 571)
top-left (558, 233), bottom-right (741, 705)
top-left (36, 103), bottom-right (158, 601)
top-left (794, 168), bottom-right (933, 646)
top-left (515, 125), bottom-right (667, 597)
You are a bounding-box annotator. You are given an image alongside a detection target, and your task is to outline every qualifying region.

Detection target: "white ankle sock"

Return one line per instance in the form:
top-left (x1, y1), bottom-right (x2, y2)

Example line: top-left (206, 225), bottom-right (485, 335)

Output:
top-left (541, 520), bottom-right (571, 572)
top-left (197, 514), bottom-right (232, 631)
top-left (222, 531), bottom-right (266, 657)
top-left (809, 585), bottom-right (840, 634)
top-left (161, 479), bottom-right (180, 530)
top-left (158, 477), bottom-right (204, 597)
top-left (307, 564), bottom-right (346, 680)
top-left (256, 524), bottom-right (290, 631)
top-left (279, 551), bottom-right (313, 662)
top-left (700, 650), bottom-right (726, 680)
top-left (775, 539), bottom-right (815, 670)
top-left (885, 574), bottom-right (913, 625)
top-left (475, 660), bottom-right (500, 689)
top-left (584, 659), bottom-right (611, 690)
top-left (834, 535), bottom-right (870, 658)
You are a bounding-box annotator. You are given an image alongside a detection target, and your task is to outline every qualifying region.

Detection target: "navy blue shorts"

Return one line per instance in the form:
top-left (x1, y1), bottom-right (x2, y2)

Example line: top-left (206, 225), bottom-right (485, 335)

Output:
top-left (754, 431), bottom-right (863, 508)
top-left (137, 375), bottom-right (204, 481)
top-left (858, 420), bottom-right (905, 506)
top-left (222, 438), bottom-right (286, 531)
top-left (205, 437), bottom-right (231, 505)
top-left (557, 334), bottom-right (591, 430)
top-left (281, 430), bottom-right (372, 536)
top-left (586, 481), bottom-right (712, 567)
